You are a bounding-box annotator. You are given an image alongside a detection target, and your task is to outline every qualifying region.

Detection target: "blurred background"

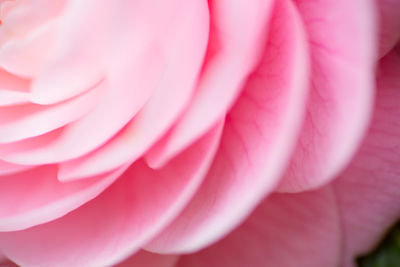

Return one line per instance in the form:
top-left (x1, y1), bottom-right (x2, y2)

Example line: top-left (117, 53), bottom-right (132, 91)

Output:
top-left (357, 222), bottom-right (400, 267)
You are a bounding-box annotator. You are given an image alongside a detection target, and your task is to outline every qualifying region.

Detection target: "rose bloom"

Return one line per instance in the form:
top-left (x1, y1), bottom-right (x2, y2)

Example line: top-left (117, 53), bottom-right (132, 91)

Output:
top-left (0, 0), bottom-right (399, 266)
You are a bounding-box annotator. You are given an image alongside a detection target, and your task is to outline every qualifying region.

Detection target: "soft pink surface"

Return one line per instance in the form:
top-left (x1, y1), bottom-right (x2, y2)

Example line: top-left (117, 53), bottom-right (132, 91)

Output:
top-left (145, 0), bottom-right (276, 168)
top-left (145, 0), bottom-right (309, 253)
top-left (334, 44), bottom-right (400, 267)
top-left (165, 44), bottom-right (400, 267)
top-left (277, 0), bottom-right (376, 192)
top-left (0, 125), bottom-right (222, 266)
top-left (175, 187), bottom-right (341, 267)
top-left (0, 0), bottom-right (398, 266)
top-left (377, 0), bottom-right (400, 56)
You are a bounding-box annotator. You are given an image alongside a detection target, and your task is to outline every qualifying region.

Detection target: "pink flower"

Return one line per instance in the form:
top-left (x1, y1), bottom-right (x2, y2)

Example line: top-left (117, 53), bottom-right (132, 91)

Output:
top-left (0, 0), bottom-right (399, 266)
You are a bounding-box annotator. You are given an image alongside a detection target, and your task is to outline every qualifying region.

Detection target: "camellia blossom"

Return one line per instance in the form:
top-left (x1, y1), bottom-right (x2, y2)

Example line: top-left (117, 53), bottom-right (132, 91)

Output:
top-left (0, 0), bottom-right (399, 266)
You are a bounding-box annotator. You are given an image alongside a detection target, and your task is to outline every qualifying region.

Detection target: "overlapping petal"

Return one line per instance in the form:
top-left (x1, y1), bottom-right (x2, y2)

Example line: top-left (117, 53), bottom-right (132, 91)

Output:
top-left (174, 43), bottom-right (400, 267)
top-left (175, 187), bottom-right (341, 267)
top-left (145, 0), bottom-right (276, 168)
top-left (0, 0), bottom-right (397, 266)
top-left (145, 0), bottom-right (309, 253)
top-left (58, 0), bottom-right (210, 180)
top-left (376, 0), bottom-right (400, 56)
top-left (277, 0), bottom-right (377, 192)
top-left (333, 43), bottom-right (400, 267)
top-left (0, 122), bottom-right (222, 267)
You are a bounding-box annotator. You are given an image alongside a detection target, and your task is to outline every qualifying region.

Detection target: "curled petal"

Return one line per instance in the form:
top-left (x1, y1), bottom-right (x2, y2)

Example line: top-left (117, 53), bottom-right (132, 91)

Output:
top-left (0, 44), bottom-right (165, 164)
top-left (0, 122), bottom-right (222, 267)
top-left (0, 160), bottom-right (31, 175)
top-left (146, 0), bottom-right (276, 168)
top-left (0, 69), bottom-right (30, 106)
top-left (58, 0), bottom-right (209, 180)
top-left (115, 250), bottom-right (179, 267)
top-left (0, 82), bottom-right (105, 143)
top-left (334, 44), bottom-right (400, 267)
top-left (0, 165), bottom-right (128, 231)
top-left (277, 0), bottom-right (376, 192)
top-left (175, 187), bottom-right (341, 267)
top-left (377, 0), bottom-right (400, 57)
top-left (145, 0), bottom-right (309, 253)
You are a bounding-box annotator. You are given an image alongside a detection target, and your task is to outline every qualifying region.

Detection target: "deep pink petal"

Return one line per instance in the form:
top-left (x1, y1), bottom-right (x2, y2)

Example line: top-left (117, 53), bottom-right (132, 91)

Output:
top-left (57, 1), bottom-right (209, 180)
top-left (0, 251), bottom-right (6, 262)
top-left (0, 165), bottom-right (127, 231)
top-left (0, 160), bottom-right (31, 175)
top-left (145, 0), bottom-right (275, 168)
top-left (377, 0), bottom-right (400, 57)
top-left (175, 187), bottom-right (341, 267)
top-left (277, 0), bottom-right (376, 192)
top-left (334, 44), bottom-right (400, 267)
top-left (0, 122), bottom-right (222, 267)
top-left (115, 250), bottom-right (178, 267)
top-left (0, 253), bottom-right (18, 267)
top-left (145, 0), bottom-right (309, 253)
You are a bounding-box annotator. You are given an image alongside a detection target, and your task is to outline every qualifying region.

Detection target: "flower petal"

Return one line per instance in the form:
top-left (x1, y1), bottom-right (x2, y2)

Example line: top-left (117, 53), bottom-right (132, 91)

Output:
top-left (277, 0), bottom-right (376, 192)
top-left (0, 122), bottom-right (222, 267)
top-left (28, 0), bottom-right (110, 104)
top-left (334, 44), bottom-right (400, 267)
top-left (175, 187), bottom-right (341, 267)
top-left (0, 160), bottom-right (31, 175)
top-left (377, 0), bottom-right (400, 57)
top-left (145, 0), bottom-right (309, 253)
top-left (115, 250), bottom-right (179, 267)
top-left (176, 50), bottom-right (400, 267)
top-left (0, 69), bottom-right (30, 106)
top-left (0, 43), bottom-right (165, 164)
top-left (0, 81), bottom-right (104, 143)
top-left (0, 165), bottom-right (128, 231)
top-left (145, 0), bottom-right (275, 168)
top-left (0, 22), bottom-right (58, 78)
top-left (57, 0), bottom-right (209, 180)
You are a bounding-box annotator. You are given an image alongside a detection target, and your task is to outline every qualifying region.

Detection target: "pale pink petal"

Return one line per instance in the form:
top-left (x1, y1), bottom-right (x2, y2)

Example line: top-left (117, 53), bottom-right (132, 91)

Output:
top-left (28, 0), bottom-right (110, 104)
top-left (0, 160), bottom-right (31, 175)
top-left (115, 250), bottom-right (179, 267)
top-left (0, 22), bottom-right (57, 78)
top-left (0, 69), bottom-right (30, 106)
top-left (145, 0), bottom-right (309, 253)
top-left (377, 0), bottom-right (400, 57)
top-left (334, 44), bottom-right (400, 267)
top-left (0, 1), bottom-right (215, 165)
top-left (0, 44), bottom-right (165, 164)
top-left (277, 0), bottom-right (376, 192)
top-left (145, 0), bottom-right (275, 168)
top-left (0, 165), bottom-right (127, 231)
top-left (0, 0), bottom-right (65, 46)
top-left (30, 0), bottom-right (199, 105)
top-left (58, 1), bottom-right (209, 180)
top-left (0, 82), bottom-right (104, 143)
top-left (175, 187), bottom-right (340, 267)
top-left (0, 90), bottom-right (29, 106)
top-left (0, 122), bottom-right (222, 267)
